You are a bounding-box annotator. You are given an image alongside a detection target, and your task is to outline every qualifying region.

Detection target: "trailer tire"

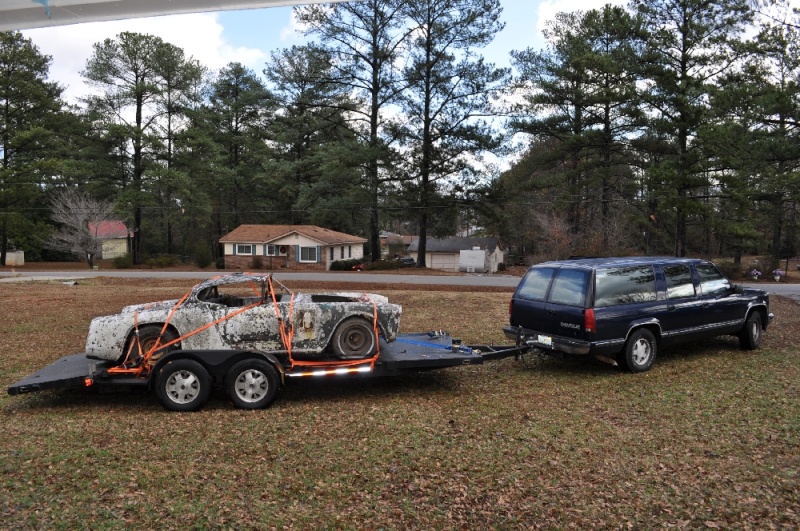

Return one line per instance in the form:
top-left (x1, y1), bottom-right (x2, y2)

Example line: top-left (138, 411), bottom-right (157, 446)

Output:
top-left (155, 359), bottom-right (211, 412)
top-left (331, 317), bottom-right (377, 359)
top-left (225, 359), bottom-right (279, 410)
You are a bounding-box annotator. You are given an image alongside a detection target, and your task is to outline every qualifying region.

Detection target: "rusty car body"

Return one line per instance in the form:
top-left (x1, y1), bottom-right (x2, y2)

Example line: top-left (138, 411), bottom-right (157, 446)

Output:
top-left (85, 273), bottom-right (402, 364)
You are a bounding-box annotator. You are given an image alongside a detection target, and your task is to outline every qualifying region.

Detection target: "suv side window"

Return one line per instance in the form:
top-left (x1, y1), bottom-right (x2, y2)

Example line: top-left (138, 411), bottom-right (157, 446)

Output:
top-left (697, 263), bottom-right (730, 296)
top-left (664, 265), bottom-right (695, 299)
top-left (548, 269), bottom-right (588, 306)
top-left (594, 266), bottom-right (657, 307)
top-left (516, 267), bottom-right (556, 301)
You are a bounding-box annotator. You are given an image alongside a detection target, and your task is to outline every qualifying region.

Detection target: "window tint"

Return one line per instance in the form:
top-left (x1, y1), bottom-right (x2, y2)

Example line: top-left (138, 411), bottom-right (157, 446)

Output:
top-left (548, 269), bottom-right (588, 306)
top-left (664, 265), bottom-right (695, 299)
top-left (697, 263), bottom-right (730, 296)
top-left (516, 267), bottom-right (555, 301)
top-left (594, 266), bottom-right (657, 307)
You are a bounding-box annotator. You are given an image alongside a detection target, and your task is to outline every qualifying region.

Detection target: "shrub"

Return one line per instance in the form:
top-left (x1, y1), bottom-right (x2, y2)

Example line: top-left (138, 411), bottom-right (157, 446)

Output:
top-left (154, 255), bottom-right (180, 267)
top-left (716, 260), bottom-right (744, 280)
top-left (331, 258), bottom-right (363, 271)
top-left (112, 254), bottom-right (134, 269)
top-left (216, 257), bottom-right (226, 269)
top-left (251, 256), bottom-right (263, 270)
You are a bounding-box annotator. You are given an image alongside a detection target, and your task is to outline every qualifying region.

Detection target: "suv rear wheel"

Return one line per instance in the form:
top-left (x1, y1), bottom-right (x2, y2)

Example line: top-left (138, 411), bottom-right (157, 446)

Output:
top-left (619, 328), bottom-right (657, 373)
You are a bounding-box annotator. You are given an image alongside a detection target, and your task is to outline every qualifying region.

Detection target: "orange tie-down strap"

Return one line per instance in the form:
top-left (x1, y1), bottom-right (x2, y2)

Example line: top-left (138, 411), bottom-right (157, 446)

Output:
top-left (108, 277), bottom-right (383, 377)
top-left (267, 278), bottom-right (382, 371)
top-left (109, 276), bottom-right (263, 377)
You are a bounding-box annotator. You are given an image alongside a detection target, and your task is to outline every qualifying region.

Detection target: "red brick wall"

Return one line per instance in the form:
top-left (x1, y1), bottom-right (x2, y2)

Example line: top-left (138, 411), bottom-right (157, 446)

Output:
top-left (223, 248), bottom-right (326, 271)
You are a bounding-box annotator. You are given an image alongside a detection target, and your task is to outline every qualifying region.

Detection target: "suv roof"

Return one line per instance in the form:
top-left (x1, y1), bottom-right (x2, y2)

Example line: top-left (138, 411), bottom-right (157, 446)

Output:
top-left (536, 256), bottom-right (703, 270)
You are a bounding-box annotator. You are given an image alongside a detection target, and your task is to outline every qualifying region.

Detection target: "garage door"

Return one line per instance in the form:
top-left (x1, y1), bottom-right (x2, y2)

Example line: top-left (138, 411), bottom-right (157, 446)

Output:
top-left (430, 254), bottom-right (456, 271)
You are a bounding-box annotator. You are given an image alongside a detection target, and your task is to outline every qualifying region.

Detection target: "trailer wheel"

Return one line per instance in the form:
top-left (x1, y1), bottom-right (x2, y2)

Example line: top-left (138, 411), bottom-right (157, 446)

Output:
top-left (155, 359), bottom-right (211, 412)
top-left (331, 317), bottom-right (377, 359)
top-left (225, 359), bottom-right (279, 410)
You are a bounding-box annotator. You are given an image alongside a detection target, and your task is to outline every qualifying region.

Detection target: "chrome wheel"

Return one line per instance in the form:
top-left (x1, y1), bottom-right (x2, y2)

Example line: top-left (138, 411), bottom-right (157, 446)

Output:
top-left (165, 370), bottom-right (201, 404)
top-left (225, 359), bottom-right (280, 410)
top-left (233, 369), bottom-right (270, 404)
top-left (630, 337), bottom-right (652, 366)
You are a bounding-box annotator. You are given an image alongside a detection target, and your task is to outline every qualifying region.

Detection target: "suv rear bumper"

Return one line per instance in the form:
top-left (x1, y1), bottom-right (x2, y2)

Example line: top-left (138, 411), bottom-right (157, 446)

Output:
top-left (503, 326), bottom-right (591, 355)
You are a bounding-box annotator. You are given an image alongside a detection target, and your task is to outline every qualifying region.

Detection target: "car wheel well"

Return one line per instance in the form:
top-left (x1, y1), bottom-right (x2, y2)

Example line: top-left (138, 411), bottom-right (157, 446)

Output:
top-left (123, 323), bottom-right (181, 360)
top-left (626, 323), bottom-right (661, 344)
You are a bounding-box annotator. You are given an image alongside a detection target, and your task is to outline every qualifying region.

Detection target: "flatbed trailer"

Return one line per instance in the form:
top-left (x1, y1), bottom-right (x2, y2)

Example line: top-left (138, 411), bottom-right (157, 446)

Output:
top-left (7, 333), bottom-right (528, 412)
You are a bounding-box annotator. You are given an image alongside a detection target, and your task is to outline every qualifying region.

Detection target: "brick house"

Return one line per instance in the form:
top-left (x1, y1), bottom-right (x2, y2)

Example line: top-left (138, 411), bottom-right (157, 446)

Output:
top-left (219, 225), bottom-right (367, 271)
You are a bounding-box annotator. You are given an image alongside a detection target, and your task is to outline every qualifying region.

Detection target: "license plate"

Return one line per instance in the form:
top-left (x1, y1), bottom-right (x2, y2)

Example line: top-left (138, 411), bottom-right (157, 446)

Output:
top-left (537, 335), bottom-right (553, 347)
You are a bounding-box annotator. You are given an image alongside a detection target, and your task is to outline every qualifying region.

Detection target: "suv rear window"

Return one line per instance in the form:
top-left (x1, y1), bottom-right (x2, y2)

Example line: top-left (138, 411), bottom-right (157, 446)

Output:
top-left (594, 266), bottom-right (656, 307)
top-left (549, 269), bottom-right (588, 306)
top-left (516, 267), bottom-right (555, 301)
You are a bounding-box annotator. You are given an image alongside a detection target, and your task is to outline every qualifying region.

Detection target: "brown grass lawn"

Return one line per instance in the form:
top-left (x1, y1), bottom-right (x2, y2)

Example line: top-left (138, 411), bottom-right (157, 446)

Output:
top-left (0, 278), bottom-right (798, 529)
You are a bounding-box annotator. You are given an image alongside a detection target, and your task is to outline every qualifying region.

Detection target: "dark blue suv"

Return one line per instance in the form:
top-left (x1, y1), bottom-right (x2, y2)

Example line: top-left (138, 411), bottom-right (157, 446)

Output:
top-left (504, 257), bottom-right (773, 372)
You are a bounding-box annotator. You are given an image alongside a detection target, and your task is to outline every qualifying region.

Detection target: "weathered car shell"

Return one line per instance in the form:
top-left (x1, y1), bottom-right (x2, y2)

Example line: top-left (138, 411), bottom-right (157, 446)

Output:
top-left (85, 274), bottom-right (402, 362)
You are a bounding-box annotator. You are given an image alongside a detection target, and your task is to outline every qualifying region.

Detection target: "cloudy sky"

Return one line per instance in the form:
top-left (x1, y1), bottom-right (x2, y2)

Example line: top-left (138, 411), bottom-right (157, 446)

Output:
top-left (21, 0), bottom-right (626, 103)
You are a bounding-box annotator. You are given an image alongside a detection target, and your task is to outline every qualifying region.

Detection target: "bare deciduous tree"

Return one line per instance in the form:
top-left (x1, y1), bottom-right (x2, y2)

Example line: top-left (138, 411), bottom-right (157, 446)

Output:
top-left (45, 189), bottom-right (117, 268)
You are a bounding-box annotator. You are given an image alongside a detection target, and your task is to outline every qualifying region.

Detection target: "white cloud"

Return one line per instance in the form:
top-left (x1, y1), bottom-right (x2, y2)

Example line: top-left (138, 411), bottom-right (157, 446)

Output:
top-left (535, 0), bottom-right (627, 43)
top-left (23, 13), bottom-right (267, 103)
top-left (280, 9), bottom-right (307, 43)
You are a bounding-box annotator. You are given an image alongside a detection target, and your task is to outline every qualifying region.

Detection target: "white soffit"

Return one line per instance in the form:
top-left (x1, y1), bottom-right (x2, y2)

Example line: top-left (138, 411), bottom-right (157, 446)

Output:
top-left (0, 0), bottom-right (337, 31)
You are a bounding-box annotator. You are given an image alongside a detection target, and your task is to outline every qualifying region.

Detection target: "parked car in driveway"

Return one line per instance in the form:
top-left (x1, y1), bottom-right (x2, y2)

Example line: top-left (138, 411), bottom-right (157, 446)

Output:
top-left (504, 257), bottom-right (773, 372)
top-left (86, 273), bottom-right (402, 365)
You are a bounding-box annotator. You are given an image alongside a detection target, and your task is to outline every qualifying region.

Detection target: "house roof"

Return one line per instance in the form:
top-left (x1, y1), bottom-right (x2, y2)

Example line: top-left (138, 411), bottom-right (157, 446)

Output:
top-left (219, 225), bottom-right (367, 246)
top-left (407, 236), bottom-right (500, 253)
top-left (88, 220), bottom-right (129, 239)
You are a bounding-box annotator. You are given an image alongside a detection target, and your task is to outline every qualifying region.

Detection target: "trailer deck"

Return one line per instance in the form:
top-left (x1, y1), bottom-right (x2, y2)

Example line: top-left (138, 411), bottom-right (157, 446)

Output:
top-left (8, 333), bottom-right (528, 399)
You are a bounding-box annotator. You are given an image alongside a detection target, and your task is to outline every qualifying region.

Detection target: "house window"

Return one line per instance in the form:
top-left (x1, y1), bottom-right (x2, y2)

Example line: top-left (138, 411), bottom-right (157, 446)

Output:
top-left (299, 246), bottom-right (318, 262)
top-left (330, 247), bottom-right (334, 260)
top-left (348, 245), bottom-right (352, 258)
top-left (341, 246), bottom-right (344, 259)
top-left (236, 244), bottom-right (253, 255)
top-left (265, 245), bottom-right (278, 256)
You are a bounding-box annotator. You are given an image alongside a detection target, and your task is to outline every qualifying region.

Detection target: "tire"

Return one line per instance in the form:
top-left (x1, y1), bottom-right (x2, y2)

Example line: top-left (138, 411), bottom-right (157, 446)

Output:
top-left (225, 359), bottom-right (279, 410)
top-left (738, 312), bottom-right (762, 350)
top-left (330, 317), bottom-right (377, 360)
top-left (619, 328), bottom-right (657, 373)
top-left (154, 359), bottom-right (212, 412)
top-left (127, 325), bottom-right (179, 365)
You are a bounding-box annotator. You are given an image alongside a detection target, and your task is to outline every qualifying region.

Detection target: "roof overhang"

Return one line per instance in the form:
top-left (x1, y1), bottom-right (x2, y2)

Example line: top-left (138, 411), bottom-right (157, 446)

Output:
top-left (0, 0), bottom-right (339, 32)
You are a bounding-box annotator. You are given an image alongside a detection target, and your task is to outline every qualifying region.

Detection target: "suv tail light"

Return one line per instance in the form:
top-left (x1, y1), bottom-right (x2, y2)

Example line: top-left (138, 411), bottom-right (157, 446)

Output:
top-left (584, 308), bottom-right (596, 333)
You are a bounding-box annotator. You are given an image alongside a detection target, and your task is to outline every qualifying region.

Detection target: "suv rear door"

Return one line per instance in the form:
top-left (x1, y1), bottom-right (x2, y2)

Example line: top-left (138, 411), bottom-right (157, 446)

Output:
top-left (511, 266), bottom-right (589, 337)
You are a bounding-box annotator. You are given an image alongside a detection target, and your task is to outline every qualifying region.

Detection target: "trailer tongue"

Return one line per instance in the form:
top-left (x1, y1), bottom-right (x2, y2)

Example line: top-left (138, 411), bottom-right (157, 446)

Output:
top-left (8, 333), bottom-right (528, 411)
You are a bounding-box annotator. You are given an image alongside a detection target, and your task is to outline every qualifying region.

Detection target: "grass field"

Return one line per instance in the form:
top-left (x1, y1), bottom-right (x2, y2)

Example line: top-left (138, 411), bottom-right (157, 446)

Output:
top-left (1, 278), bottom-right (798, 529)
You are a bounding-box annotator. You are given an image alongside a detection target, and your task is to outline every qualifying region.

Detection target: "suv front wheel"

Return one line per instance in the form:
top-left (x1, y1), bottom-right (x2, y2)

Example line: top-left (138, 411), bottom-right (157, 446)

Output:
top-left (619, 328), bottom-right (657, 373)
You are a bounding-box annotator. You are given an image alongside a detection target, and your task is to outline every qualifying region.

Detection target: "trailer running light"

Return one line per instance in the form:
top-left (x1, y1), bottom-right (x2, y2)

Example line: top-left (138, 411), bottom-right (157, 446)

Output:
top-left (287, 366), bottom-right (373, 378)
